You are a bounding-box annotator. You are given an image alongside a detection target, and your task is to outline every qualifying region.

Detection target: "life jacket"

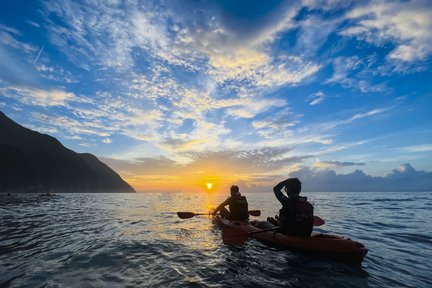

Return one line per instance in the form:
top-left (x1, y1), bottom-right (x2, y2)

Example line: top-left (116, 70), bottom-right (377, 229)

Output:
top-left (229, 194), bottom-right (249, 221)
top-left (279, 196), bottom-right (314, 236)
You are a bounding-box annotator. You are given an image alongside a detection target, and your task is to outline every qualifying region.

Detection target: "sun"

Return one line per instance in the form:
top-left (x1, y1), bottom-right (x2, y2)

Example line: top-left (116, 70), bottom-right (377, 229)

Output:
top-left (206, 182), bottom-right (214, 190)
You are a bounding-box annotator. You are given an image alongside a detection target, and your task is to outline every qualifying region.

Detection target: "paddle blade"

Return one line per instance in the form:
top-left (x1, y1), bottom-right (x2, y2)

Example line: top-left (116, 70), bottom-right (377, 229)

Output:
top-left (222, 228), bottom-right (249, 245)
top-left (248, 210), bottom-right (261, 216)
top-left (314, 216), bottom-right (325, 226)
top-left (177, 212), bottom-right (196, 219)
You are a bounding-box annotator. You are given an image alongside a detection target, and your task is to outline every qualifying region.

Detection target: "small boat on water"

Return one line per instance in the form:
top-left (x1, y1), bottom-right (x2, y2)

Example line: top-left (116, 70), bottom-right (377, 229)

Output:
top-left (217, 216), bottom-right (368, 264)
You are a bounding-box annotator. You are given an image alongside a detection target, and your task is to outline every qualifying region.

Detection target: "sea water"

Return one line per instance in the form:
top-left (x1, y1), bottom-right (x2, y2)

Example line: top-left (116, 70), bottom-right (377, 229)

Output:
top-left (1, 192), bottom-right (431, 287)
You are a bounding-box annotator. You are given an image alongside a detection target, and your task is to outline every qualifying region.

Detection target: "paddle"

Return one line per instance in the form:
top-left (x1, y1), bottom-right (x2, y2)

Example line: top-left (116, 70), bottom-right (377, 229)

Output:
top-left (314, 215), bottom-right (325, 226)
top-left (177, 212), bottom-right (210, 219)
top-left (177, 210), bottom-right (261, 219)
top-left (222, 216), bottom-right (326, 245)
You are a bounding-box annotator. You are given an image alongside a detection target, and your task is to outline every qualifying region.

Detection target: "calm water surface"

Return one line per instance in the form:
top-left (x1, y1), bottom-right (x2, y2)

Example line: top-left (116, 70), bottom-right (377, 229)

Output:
top-left (1, 192), bottom-right (431, 287)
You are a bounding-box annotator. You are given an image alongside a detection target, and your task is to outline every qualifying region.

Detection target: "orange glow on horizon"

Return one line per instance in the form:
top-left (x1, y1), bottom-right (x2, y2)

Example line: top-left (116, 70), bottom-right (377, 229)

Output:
top-left (122, 170), bottom-right (253, 193)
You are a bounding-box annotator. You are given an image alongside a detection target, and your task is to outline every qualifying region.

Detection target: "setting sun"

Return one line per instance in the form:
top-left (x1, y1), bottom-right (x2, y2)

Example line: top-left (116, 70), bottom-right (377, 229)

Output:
top-left (206, 182), bottom-right (214, 190)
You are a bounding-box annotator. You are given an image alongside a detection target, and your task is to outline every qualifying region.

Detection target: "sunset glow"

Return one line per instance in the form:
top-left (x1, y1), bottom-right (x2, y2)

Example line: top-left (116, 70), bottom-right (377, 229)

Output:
top-left (206, 183), bottom-right (214, 190)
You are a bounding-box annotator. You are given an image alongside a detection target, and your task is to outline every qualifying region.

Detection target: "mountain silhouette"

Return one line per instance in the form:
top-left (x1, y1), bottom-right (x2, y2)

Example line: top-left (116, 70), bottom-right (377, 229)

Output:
top-left (0, 111), bottom-right (135, 193)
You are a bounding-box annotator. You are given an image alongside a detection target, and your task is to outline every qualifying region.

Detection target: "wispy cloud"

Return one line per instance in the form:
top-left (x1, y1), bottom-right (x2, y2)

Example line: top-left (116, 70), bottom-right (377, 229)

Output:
top-left (2, 86), bottom-right (76, 107)
top-left (0, 25), bottom-right (40, 87)
top-left (1, 0), bottom-right (430, 191)
top-left (310, 105), bottom-right (395, 132)
top-left (25, 20), bottom-right (40, 28)
top-left (350, 107), bottom-right (391, 121)
top-left (341, 0), bottom-right (432, 63)
top-left (312, 158), bottom-right (366, 169)
top-left (34, 0), bottom-right (324, 159)
top-left (399, 144), bottom-right (432, 153)
top-left (307, 91), bottom-right (326, 106)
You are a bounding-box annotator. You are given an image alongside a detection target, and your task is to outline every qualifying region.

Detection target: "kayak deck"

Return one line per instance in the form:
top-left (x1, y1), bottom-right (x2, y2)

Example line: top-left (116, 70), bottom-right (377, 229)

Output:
top-left (217, 217), bottom-right (368, 264)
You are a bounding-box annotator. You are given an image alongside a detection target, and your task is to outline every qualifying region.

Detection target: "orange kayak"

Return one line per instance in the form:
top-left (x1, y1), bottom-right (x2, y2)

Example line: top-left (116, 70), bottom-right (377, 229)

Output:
top-left (217, 217), bottom-right (368, 264)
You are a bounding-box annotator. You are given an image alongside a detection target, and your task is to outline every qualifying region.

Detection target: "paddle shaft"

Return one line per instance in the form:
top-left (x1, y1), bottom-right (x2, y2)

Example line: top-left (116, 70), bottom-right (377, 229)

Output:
top-left (177, 210), bottom-right (261, 219)
top-left (249, 217), bottom-right (323, 236)
top-left (247, 216), bottom-right (324, 236)
top-left (250, 226), bottom-right (279, 235)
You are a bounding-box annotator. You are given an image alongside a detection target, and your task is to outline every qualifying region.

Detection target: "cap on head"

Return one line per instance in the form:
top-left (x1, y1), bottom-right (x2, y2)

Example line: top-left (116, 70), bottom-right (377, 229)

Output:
top-left (230, 185), bottom-right (240, 196)
top-left (284, 178), bottom-right (301, 196)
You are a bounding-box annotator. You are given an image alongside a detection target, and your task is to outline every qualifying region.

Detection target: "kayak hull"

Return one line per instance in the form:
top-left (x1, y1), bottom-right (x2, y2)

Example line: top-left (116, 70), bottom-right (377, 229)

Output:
top-left (217, 217), bottom-right (368, 264)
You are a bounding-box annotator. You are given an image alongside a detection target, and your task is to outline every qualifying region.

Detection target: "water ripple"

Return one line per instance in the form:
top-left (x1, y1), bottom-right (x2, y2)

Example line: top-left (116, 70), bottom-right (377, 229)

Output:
top-left (1, 192), bottom-right (431, 287)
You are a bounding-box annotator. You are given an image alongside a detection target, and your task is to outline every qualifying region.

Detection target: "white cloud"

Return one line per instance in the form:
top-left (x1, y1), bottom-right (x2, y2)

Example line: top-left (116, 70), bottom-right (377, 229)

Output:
top-left (226, 98), bottom-right (286, 119)
top-left (314, 106), bottom-right (392, 131)
top-left (25, 20), bottom-right (41, 28)
top-left (294, 15), bottom-right (341, 56)
top-left (307, 91), bottom-right (326, 105)
top-left (35, 0), bottom-right (323, 158)
top-left (350, 107), bottom-right (391, 121)
top-left (341, 0), bottom-right (432, 62)
top-left (302, 0), bottom-right (354, 11)
top-left (326, 56), bottom-right (362, 84)
top-left (31, 112), bottom-right (112, 137)
top-left (2, 86), bottom-right (76, 106)
top-left (399, 144), bottom-right (432, 153)
top-left (43, 0), bottom-right (320, 89)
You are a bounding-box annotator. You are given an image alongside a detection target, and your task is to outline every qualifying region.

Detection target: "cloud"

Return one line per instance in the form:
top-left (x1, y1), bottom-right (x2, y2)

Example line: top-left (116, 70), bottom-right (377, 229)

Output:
top-left (31, 112), bottom-right (112, 138)
top-left (2, 86), bottom-right (76, 107)
top-left (294, 14), bottom-right (340, 57)
top-left (326, 56), bottom-right (389, 92)
top-left (340, 0), bottom-right (432, 63)
top-left (208, 50), bottom-right (321, 88)
top-left (350, 107), bottom-right (392, 121)
top-left (302, 0), bottom-right (354, 11)
top-left (252, 104), bottom-right (394, 150)
top-left (400, 144), bottom-right (432, 153)
top-left (310, 105), bottom-right (394, 132)
top-left (101, 147), bottom-right (315, 191)
top-left (184, 147), bottom-right (314, 174)
top-left (312, 158), bottom-right (365, 169)
top-left (25, 20), bottom-right (41, 28)
top-left (105, 152), bottom-right (432, 192)
top-left (34, 0), bottom-right (325, 158)
top-left (307, 91), bottom-right (326, 105)
top-left (0, 25), bottom-right (40, 87)
top-left (326, 56), bottom-right (363, 85)
top-left (290, 163), bottom-right (432, 192)
top-left (43, 0), bottom-right (320, 88)
top-left (226, 98), bottom-right (286, 119)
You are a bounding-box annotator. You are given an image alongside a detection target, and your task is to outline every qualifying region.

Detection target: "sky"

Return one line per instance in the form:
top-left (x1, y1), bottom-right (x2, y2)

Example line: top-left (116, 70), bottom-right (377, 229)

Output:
top-left (0, 0), bottom-right (431, 192)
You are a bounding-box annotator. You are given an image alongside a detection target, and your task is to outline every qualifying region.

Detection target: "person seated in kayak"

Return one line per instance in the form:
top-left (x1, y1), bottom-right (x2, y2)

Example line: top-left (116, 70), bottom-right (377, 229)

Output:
top-left (212, 185), bottom-right (249, 221)
top-left (271, 178), bottom-right (314, 237)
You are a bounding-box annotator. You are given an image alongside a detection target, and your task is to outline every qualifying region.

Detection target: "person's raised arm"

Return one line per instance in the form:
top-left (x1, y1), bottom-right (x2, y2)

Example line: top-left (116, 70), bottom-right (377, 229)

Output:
top-left (273, 179), bottom-right (289, 204)
top-left (212, 197), bottom-right (230, 215)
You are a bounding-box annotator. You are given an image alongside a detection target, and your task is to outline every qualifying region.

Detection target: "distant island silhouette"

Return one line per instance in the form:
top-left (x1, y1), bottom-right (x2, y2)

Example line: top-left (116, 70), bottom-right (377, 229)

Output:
top-left (0, 111), bottom-right (135, 193)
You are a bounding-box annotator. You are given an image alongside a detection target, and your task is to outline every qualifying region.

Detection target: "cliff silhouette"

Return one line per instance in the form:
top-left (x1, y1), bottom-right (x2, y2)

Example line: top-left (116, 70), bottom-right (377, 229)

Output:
top-left (0, 111), bottom-right (135, 193)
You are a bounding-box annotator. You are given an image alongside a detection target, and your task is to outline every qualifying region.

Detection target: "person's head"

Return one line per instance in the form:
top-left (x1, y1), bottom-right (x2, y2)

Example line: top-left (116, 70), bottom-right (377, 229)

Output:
top-left (284, 178), bottom-right (301, 198)
top-left (230, 185), bottom-right (240, 196)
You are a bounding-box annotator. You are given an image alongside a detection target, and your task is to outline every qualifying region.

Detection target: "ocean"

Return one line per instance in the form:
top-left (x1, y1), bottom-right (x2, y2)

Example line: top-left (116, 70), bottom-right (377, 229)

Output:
top-left (1, 192), bottom-right (431, 287)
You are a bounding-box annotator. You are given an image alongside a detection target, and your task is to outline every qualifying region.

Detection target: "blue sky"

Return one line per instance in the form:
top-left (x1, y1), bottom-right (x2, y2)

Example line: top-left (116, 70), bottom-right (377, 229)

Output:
top-left (0, 0), bottom-right (431, 192)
